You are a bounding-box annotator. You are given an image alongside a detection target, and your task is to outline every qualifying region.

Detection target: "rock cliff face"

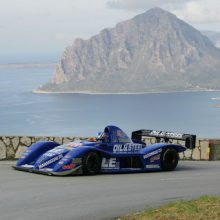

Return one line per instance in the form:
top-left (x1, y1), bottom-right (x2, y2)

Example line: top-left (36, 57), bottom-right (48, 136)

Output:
top-left (40, 7), bottom-right (220, 93)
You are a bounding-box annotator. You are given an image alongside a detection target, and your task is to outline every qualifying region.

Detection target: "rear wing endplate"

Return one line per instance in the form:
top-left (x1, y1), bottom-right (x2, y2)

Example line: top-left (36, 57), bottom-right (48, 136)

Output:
top-left (131, 129), bottom-right (196, 149)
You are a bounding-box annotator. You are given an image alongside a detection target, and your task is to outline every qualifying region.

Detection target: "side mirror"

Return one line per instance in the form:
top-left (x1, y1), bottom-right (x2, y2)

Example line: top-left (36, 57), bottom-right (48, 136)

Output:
top-left (97, 132), bottom-right (103, 138)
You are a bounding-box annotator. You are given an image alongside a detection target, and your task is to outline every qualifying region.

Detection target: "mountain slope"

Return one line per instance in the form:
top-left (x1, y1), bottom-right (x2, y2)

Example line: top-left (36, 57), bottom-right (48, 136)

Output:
top-left (202, 31), bottom-right (220, 48)
top-left (39, 7), bottom-right (220, 93)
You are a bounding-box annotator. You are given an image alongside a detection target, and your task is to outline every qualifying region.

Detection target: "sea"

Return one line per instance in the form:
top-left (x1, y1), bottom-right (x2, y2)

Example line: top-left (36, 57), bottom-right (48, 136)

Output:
top-left (0, 66), bottom-right (220, 138)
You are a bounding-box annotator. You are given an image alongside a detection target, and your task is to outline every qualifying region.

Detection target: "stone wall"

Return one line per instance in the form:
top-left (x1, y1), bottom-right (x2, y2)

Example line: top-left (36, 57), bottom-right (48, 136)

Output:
top-left (0, 135), bottom-right (219, 160)
top-left (0, 136), bottom-right (87, 160)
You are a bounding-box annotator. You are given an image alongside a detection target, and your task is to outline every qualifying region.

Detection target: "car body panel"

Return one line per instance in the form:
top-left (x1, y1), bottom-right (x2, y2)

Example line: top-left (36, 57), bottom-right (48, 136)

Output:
top-left (14, 125), bottom-right (188, 176)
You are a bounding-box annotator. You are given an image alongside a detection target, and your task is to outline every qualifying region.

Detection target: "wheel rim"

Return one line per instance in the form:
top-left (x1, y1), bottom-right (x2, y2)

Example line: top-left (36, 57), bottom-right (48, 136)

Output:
top-left (164, 149), bottom-right (176, 166)
top-left (86, 154), bottom-right (99, 173)
top-left (161, 148), bottom-right (178, 171)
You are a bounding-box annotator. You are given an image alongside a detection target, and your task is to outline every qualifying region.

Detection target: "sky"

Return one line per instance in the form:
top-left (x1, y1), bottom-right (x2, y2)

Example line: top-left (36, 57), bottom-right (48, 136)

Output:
top-left (0, 0), bottom-right (219, 63)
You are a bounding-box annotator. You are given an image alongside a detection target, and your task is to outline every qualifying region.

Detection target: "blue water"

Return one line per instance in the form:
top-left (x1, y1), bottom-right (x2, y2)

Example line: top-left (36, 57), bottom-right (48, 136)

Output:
top-left (0, 67), bottom-right (220, 138)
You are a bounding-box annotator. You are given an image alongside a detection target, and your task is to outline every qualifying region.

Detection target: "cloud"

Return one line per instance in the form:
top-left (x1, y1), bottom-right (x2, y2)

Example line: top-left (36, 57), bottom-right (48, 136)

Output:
top-left (0, 0), bottom-right (110, 54)
top-left (0, 0), bottom-right (219, 58)
top-left (174, 1), bottom-right (220, 23)
top-left (107, 0), bottom-right (192, 10)
top-left (107, 0), bottom-right (220, 25)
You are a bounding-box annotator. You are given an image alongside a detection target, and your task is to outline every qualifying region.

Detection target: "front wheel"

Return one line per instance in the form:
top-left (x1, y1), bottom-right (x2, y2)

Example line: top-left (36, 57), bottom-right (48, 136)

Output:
top-left (160, 148), bottom-right (179, 171)
top-left (82, 152), bottom-right (101, 175)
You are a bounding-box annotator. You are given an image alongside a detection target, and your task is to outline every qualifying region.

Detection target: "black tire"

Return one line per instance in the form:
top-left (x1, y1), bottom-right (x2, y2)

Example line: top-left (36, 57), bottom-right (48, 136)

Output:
top-left (82, 152), bottom-right (101, 175)
top-left (160, 147), bottom-right (179, 171)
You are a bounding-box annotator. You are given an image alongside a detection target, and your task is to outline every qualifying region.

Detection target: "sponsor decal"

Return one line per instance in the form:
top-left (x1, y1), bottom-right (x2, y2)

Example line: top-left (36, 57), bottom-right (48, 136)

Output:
top-left (39, 154), bottom-right (63, 169)
top-left (21, 164), bottom-right (34, 168)
top-left (36, 155), bottom-right (49, 164)
top-left (143, 148), bottom-right (162, 159)
top-left (72, 158), bottom-right (82, 164)
top-left (150, 154), bottom-right (160, 163)
top-left (101, 158), bottom-right (120, 169)
top-left (41, 168), bottom-right (53, 172)
top-left (66, 142), bottom-right (82, 148)
top-left (146, 164), bottom-right (160, 169)
top-left (150, 130), bottom-right (183, 139)
top-left (45, 148), bottom-right (64, 156)
top-left (21, 150), bottom-right (31, 158)
top-left (113, 143), bottom-right (143, 152)
top-left (62, 164), bottom-right (76, 170)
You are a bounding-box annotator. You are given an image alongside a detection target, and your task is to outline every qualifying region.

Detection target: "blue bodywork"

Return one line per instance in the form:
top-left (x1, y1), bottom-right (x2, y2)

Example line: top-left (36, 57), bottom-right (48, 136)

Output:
top-left (14, 125), bottom-right (186, 176)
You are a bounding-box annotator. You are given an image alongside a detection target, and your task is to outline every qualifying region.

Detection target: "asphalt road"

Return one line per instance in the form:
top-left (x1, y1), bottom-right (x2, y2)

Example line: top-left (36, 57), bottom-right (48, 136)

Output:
top-left (0, 161), bottom-right (220, 220)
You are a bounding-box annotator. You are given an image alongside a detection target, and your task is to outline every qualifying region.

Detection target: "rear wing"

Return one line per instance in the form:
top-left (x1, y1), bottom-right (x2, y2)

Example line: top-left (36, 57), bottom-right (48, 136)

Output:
top-left (131, 129), bottom-right (196, 149)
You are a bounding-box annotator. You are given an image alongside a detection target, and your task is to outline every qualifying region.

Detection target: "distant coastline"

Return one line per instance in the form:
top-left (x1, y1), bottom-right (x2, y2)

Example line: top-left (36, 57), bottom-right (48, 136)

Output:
top-left (33, 88), bottom-right (219, 95)
top-left (0, 62), bottom-right (57, 69)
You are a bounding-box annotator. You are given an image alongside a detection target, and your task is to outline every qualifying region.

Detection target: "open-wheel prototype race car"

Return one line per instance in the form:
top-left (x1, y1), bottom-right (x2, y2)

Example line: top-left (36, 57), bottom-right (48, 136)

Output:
top-left (14, 125), bottom-right (196, 176)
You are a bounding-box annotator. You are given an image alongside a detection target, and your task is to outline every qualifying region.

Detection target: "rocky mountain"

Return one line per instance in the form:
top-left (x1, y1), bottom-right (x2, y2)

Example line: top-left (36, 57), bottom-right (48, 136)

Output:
top-left (38, 7), bottom-right (220, 93)
top-left (202, 31), bottom-right (220, 48)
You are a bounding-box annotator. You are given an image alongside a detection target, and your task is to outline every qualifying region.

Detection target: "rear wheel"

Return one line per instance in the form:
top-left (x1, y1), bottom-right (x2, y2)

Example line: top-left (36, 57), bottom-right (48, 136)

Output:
top-left (82, 152), bottom-right (101, 175)
top-left (160, 148), bottom-right (179, 171)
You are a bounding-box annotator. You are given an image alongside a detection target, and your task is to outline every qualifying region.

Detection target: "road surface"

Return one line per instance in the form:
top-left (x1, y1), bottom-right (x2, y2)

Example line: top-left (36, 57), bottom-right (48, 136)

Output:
top-left (0, 161), bottom-right (220, 220)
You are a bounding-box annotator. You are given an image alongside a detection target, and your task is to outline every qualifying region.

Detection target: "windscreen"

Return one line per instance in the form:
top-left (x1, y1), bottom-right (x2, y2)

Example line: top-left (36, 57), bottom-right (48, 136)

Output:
top-left (110, 127), bottom-right (132, 143)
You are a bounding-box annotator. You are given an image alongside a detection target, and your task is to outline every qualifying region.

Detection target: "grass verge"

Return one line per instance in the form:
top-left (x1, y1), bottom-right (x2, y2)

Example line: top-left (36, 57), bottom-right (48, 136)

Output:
top-left (118, 196), bottom-right (220, 220)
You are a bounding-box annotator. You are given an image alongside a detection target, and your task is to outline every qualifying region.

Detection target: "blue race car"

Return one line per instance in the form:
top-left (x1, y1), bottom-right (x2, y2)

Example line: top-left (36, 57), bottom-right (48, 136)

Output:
top-left (14, 125), bottom-right (196, 176)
